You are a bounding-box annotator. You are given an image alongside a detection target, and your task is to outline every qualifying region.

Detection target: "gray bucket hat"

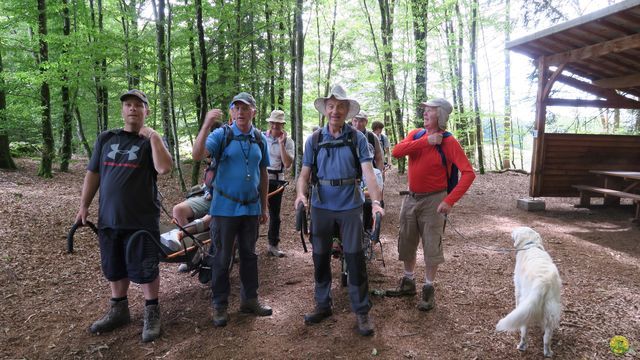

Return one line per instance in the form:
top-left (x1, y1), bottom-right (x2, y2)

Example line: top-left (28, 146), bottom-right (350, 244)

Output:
top-left (266, 109), bottom-right (286, 123)
top-left (314, 85), bottom-right (360, 120)
top-left (120, 89), bottom-right (149, 105)
top-left (420, 98), bottom-right (453, 129)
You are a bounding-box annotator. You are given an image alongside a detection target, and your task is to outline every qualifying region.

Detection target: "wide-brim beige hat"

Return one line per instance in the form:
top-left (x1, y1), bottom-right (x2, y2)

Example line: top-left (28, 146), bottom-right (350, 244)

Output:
top-left (314, 85), bottom-right (360, 120)
top-left (266, 109), bottom-right (286, 123)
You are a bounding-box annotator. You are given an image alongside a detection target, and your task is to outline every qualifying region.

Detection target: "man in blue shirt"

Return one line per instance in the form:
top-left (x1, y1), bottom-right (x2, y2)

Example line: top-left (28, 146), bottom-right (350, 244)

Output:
top-left (192, 92), bottom-right (272, 327)
top-left (294, 85), bottom-right (384, 336)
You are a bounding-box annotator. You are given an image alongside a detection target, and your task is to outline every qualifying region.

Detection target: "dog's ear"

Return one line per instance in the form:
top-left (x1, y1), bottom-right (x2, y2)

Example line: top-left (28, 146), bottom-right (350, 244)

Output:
top-left (511, 227), bottom-right (525, 245)
top-left (512, 226), bottom-right (535, 248)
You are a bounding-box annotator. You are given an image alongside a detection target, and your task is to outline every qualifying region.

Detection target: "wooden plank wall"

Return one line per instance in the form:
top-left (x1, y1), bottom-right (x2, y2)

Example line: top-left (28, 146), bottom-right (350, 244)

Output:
top-left (536, 133), bottom-right (640, 197)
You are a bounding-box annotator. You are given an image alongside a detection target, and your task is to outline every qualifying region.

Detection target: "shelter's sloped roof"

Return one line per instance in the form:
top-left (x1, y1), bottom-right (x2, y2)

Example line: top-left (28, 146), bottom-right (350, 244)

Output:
top-left (506, 0), bottom-right (640, 99)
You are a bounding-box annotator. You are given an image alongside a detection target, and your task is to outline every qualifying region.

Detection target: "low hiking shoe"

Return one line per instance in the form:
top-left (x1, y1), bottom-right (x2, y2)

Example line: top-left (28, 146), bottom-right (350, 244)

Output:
top-left (142, 304), bottom-right (161, 342)
top-left (385, 277), bottom-right (417, 297)
top-left (267, 245), bottom-right (285, 258)
top-left (213, 307), bottom-right (229, 327)
top-left (239, 298), bottom-right (273, 316)
top-left (89, 299), bottom-right (131, 334)
top-left (417, 283), bottom-right (435, 311)
top-left (303, 307), bottom-right (333, 324)
top-left (356, 313), bottom-right (374, 336)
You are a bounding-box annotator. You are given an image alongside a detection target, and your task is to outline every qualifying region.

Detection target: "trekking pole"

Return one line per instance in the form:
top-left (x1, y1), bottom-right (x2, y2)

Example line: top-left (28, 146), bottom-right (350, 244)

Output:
top-left (371, 212), bottom-right (384, 267)
top-left (295, 203), bottom-right (309, 253)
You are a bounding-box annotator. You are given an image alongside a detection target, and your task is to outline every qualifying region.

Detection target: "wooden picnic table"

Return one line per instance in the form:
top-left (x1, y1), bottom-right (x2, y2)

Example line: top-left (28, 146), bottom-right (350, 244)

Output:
top-left (572, 170), bottom-right (640, 222)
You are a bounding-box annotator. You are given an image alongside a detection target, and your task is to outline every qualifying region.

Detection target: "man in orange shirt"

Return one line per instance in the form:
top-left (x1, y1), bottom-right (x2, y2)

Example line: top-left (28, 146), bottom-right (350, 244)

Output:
top-left (387, 98), bottom-right (475, 311)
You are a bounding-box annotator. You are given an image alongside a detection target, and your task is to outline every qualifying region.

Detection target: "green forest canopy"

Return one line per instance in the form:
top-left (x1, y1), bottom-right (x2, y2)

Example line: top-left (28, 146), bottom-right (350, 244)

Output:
top-left (0, 0), bottom-right (638, 180)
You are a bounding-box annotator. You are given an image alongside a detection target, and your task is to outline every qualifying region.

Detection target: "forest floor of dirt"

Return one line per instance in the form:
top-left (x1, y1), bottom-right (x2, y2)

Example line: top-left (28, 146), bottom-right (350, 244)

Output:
top-left (1, 157), bottom-right (639, 359)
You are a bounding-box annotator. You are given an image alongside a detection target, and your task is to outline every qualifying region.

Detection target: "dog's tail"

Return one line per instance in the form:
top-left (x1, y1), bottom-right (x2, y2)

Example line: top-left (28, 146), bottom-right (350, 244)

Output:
top-left (496, 284), bottom-right (544, 332)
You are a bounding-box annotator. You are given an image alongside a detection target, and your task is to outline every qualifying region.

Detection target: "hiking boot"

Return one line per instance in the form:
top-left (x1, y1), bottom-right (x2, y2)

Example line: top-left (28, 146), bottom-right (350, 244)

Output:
top-left (385, 277), bottom-right (417, 297)
top-left (142, 304), bottom-right (161, 342)
top-left (417, 283), bottom-right (435, 311)
top-left (356, 313), bottom-right (374, 336)
top-left (303, 307), bottom-right (333, 324)
top-left (239, 298), bottom-right (273, 316)
top-left (213, 307), bottom-right (229, 327)
top-left (267, 245), bottom-right (285, 258)
top-left (89, 299), bottom-right (131, 334)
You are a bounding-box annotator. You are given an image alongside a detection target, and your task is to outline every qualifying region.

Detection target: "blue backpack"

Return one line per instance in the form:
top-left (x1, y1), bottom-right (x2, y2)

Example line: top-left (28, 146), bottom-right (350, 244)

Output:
top-left (413, 129), bottom-right (459, 194)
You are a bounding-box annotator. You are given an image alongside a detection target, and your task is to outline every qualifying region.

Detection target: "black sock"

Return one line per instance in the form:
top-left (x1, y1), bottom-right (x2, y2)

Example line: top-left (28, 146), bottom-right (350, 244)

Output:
top-left (111, 296), bottom-right (128, 302)
top-left (145, 298), bottom-right (159, 306)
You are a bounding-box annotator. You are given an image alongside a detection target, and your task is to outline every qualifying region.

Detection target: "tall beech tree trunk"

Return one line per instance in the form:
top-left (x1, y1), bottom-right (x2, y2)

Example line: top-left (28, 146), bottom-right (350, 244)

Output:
top-left (411, 0), bottom-right (428, 119)
top-left (152, 0), bottom-right (173, 158)
top-left (266, 3), bottom-right (275, 109)
top-left (37, 0), bottom-right (54, 178)
top-left (320, 1), bottom-right (337, 127)
top-left (378, 0), bottom-right (405, 172)
top-left (293, 0), bottom-right (303, 176)
top-left (289, 10), bottom-right (297, 168)
top-left (167, 2), bottom-right (186, 191)
top-left (470, 0), bottom-right (483, 173)
top-left (0, 45), bottom-right (16, 170)
top-left (89, 0), bottom-right (108, 132)
top-left (187, 0), bottom-right (201, 127)
top-left (503, 0), bottom-right (512, 169)
top-left (191, 0), bottom-right (207, 186)
top-left (277, 12), bottom-right (286, 108)
top-left (60, 0), bottom-right (72, 172)
top-left (120, 0), bottom-right (140, 89)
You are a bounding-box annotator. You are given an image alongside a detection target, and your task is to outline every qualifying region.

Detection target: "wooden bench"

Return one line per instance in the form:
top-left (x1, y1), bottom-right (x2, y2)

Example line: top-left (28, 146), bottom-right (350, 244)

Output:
top-left (572, 184), bottom-right (640, 221)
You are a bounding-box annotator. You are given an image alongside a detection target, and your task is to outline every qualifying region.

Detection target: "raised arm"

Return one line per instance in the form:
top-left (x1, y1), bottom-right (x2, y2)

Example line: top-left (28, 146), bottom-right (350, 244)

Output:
top-left (139, 127), bottom-right (173, 174)
top-left (193, 109), bottom-right (223, 161)
top-left (280, 133), bottom-right (295, 169)
top-left (392, 130), bottom-right (428, 158)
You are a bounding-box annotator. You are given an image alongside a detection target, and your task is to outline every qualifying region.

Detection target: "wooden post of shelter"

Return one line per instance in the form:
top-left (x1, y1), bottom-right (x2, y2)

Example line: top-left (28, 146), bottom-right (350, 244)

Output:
top-left (508, 0), bottom-right (640, 200)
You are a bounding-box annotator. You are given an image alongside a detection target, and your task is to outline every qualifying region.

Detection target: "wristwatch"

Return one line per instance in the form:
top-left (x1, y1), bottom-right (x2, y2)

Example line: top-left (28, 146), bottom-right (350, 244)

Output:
top-left (372, 200), bottom-right (382, 206)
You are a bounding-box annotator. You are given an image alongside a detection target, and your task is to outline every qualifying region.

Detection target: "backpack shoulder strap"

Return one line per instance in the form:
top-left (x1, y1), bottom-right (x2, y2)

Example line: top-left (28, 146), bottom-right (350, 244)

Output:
top-left (252, 128), bottom-right (265, 153)
top-left (349, 128), bottom-right (362, 179)
top-left (215, 125), bottom-right (233, 168)
top-left (413, 128), bottom-right (426, 140)
top-left (366, 130), bottom-right (376, 146)
top-left (310, 128), bottom-right (323, 184)
top-left (436, 131), bottom-right (459, 193)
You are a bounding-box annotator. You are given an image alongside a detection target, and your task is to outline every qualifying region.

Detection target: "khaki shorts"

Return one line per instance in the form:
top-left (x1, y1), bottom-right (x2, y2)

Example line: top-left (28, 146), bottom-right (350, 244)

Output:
top-left (185, 195), bottom-right (211, 219)
top-left (397, 191), bottom-right (446, 265)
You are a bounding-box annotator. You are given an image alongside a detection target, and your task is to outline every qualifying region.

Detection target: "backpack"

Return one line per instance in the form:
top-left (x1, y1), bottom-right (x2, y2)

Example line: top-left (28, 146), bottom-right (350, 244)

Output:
top-left (203, 124), bottom-right (265, 191)
top-left (413, 129), bottom-right (459, 194)
top-left (310, 126), bottom-right (362, 186)
top-left (364, 130), bottom-right (380, 169)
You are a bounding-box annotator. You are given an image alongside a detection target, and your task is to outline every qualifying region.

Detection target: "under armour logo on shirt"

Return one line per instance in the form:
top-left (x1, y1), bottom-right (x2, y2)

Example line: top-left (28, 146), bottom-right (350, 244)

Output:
top-left (107, 144), bottom-right (140, 161)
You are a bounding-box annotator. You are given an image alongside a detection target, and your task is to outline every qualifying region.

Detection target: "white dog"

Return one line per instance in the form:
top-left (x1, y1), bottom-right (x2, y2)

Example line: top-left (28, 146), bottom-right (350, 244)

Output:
top-left (496, 227), bottom-right (562, 358)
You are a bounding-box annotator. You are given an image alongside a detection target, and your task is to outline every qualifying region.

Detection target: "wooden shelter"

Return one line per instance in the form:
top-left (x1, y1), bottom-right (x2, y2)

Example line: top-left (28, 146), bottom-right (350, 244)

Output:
top-left (506, 0), bottom-right (640, 197)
